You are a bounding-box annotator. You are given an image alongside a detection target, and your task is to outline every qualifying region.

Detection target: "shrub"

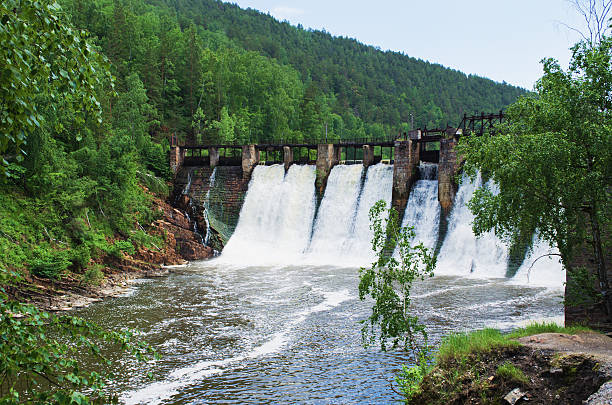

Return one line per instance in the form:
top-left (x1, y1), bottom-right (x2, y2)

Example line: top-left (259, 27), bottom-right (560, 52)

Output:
top-left (81, 264), bottom-right (105, 285)
top-left (28, 247), bottom-right (71, 279)
top-left (109, 240), bottom-right (136, 258)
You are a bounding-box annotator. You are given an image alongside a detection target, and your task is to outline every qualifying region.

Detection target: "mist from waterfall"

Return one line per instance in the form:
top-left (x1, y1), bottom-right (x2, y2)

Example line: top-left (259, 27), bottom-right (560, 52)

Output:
top-left (435, 173), bottom-right (510, 278)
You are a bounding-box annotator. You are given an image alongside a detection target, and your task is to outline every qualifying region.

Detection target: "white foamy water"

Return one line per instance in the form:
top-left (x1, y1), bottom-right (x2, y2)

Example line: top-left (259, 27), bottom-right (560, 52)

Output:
top-left (121, 288), bottom-right (352, 405)
top-left (220, 164), bottom-right (316, 264)
top-left (511, 235), bottom-right (565, 289)
top-left (436, 173), bottom-right (509, 278)
top-left (400, 178), bottom-right (440, 250)
top-left (306, 164), bottom-right (364, 262)
top-left (343, 163), bottom-right (394, 263)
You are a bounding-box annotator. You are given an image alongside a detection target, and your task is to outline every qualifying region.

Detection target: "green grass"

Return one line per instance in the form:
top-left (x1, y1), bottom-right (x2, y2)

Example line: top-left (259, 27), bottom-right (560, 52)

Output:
top-left (507, 322), bottom-right (594, 339)
top-left (436, 328), bottom-right (520, 363)
top-left (436, 322), bottom-right (597, 364)
top-left (400, 322), bottom-right (600, 404)
top-left (496, 361), bottom-right (529, 384)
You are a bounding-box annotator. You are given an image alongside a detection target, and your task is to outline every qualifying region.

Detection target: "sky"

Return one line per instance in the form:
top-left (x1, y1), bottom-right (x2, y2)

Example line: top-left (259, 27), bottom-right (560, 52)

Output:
top-left (230, 0), bottom-right (588, 90)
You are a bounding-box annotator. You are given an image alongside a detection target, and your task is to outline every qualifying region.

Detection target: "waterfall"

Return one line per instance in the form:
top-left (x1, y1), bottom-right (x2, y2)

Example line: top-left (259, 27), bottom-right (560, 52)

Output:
top-left (215, 161), bottom-right (563, 288)
top-left (203, 168), bottom-right (217, 246)
top-left (511, 235), bottom-right (565, 288)
top-left (221, 164), bottom-right (316, 264)
top-left (400, 163), bottom-right (440, 250)
top-left (306, 165), bottom-right (364, 261)
top-left (183, 169), bottom-right (193, 195)
top-left (343, 163), bottom-right (393, 262)
top-left (305, 163), bottom-right (393, 266)
top-left (436, 173), bottom-right (509, 278)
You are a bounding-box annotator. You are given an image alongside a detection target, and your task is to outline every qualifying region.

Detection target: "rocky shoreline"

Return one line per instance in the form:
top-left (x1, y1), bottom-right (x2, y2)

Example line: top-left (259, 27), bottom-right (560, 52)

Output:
top-left (406, 331), bottom-right (612, 404)
top-left (14, 195), bottom-right (216, 313)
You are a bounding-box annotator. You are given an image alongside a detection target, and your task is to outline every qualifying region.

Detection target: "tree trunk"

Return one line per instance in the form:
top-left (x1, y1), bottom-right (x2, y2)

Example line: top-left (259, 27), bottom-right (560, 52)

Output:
top-left (589, 209), bottom-right (612, 320)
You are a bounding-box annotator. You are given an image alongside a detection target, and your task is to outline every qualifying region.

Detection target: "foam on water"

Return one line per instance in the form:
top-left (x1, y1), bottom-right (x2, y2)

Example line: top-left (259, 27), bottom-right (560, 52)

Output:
top-left (436, 173), bottom-right (509, 278)
top-left (121, 289), bottom-right (352, 405)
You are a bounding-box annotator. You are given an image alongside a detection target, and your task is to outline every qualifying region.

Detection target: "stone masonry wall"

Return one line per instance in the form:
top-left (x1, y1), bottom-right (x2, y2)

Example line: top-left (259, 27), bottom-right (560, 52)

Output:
top-left (392, 140), bottom-right (419, 220)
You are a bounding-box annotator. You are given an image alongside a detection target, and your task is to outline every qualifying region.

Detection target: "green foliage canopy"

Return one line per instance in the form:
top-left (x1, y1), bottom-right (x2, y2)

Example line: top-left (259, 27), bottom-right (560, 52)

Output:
top-left (0, 0), bottom-right (111, 170)
top-left (459, 37), bottom-right (612, 314)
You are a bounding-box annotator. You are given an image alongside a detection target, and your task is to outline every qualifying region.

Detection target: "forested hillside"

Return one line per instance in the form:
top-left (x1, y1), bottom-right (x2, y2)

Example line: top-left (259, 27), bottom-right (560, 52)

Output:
top-left (0, 0), bottom-right (526, 287)
top-left (62, 0), bottom-right (526, 144)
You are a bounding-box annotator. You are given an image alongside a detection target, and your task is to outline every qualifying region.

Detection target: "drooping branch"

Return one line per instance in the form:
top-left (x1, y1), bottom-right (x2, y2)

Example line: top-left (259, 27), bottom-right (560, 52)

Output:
top-left (526, 253), bottom-right (564, 281)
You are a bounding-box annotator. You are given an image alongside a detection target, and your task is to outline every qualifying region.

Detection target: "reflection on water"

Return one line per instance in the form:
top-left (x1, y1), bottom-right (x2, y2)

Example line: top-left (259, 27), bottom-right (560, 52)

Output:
top-left (75, 261), bottom-right (564, 404)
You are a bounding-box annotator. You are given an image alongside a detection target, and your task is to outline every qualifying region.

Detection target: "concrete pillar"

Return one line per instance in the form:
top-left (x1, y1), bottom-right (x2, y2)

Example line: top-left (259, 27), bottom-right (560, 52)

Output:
top-left (391, 139), bottom-right (420, 219)
top-left (438, 128), bottom-right (461, 216)
top-left (170, 146), bottom-right (184, 175)
top-left (283, 146), bottom-right (293, 172)
top-left (242, 144), bottom-right (259, 180)
top-left (363, 145), bottom-right (374, 169)
top-left (209, 147), bottom-right (219, 168)
top-left (315, 144), bottom-right (339, 198)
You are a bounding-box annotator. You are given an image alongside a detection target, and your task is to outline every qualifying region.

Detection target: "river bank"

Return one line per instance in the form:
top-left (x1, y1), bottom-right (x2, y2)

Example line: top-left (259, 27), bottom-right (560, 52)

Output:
top-left (6, 194), bottom-right (214, 312)
top-left (402, 325), bottom-right (612, 404)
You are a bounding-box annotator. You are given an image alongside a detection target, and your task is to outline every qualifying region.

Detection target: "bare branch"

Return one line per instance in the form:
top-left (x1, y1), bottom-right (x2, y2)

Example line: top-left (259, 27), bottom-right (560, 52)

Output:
top-left (564, 0), bottom-right (612, 45)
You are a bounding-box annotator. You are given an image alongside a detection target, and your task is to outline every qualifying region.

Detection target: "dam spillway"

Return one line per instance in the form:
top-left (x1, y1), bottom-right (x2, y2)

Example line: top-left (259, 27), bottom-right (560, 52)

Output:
top-left (203, 161), bottom-right (564, 288)
top-left (107, 160), bottom-right (566, 405)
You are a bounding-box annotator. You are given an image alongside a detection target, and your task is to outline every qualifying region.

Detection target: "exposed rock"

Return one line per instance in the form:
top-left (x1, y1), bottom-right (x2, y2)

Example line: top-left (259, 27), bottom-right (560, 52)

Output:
top-left (503, 388), bottom-right (526, 404)
top-left (585, 380), bottom-right (612, 405)
top-left (518, 332), bottom-right (612, 361)
top-left (179, 240), bottom-right (214, 261)
top-left (148, 196), bottom-right (214, 262)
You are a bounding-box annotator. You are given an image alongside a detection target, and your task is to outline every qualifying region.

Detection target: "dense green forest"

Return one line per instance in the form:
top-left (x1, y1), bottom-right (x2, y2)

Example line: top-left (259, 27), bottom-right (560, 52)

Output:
top-left (61, 0), bottom-right (526, 144)
top-left (0, 0), bottom-right (526, 282)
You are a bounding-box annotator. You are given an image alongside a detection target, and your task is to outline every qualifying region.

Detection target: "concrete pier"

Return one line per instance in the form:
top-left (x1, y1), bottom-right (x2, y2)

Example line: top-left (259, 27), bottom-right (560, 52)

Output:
top-left (170, 146), bottom-right (185, 175)
top-left (363, 145), bottom-right (374, 169)
top-left (315, 144), bottom-right (339, 198)
top-left (209, 147), bottom-right (219, 168)
top-left (241, 144), bottom-right (260, 180)
top-left (283, 146), bottom-right (293, 172)
top-left (391, 135), bottom-right (420, 219)
top-left (438, 128), bottom-right (461, 216)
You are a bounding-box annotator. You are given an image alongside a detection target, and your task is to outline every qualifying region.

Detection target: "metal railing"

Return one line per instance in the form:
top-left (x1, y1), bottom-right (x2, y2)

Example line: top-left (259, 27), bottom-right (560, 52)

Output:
top-left (170, 111), bottom-right (506, 149)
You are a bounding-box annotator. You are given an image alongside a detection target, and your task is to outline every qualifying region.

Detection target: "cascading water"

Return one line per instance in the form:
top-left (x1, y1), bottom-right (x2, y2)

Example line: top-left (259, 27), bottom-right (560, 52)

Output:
top-left (178, 168), bottom-right (205, 245)
top-left (306, 164), bottom-right (364, 262)
top-left (221, 164), bottom-right (316, 264)
top-left (436, 173), bottom-right (510, 278)
top-left (304, 163), bottom-right (393, 266)
top-left (202, 168), bottom-right (216, 247)
top-left (342, 163), bottom-right (394, 263)
top-left (182, 169), bottom-right (193, 196)
top-left (80, 162), bottom-right (566, 405)
top-left (399, 163), bottom-right (440, 250)
top-left (511, 235), bottom-right (565, 288)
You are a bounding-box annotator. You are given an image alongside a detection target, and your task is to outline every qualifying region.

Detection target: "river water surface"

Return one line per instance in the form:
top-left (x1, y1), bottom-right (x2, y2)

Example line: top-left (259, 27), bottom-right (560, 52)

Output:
top-left (75, 164), bottom-right (565, 403)
top-left (75, 261), bottom-right (563, 404)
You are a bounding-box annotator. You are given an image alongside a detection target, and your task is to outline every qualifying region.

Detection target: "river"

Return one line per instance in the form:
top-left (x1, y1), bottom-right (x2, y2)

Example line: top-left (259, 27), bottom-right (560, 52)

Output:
top-left (75, 163), bottom-right (565, 403)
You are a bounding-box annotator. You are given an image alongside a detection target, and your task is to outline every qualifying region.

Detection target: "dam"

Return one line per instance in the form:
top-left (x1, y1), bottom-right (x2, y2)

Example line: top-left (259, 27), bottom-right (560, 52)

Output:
top-left (75, 113), bottom-right (565, 404)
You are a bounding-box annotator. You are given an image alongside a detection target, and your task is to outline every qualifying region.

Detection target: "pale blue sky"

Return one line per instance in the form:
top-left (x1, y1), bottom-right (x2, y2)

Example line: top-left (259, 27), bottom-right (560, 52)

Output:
top-left (231, 0), bottom-right (587, 89)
